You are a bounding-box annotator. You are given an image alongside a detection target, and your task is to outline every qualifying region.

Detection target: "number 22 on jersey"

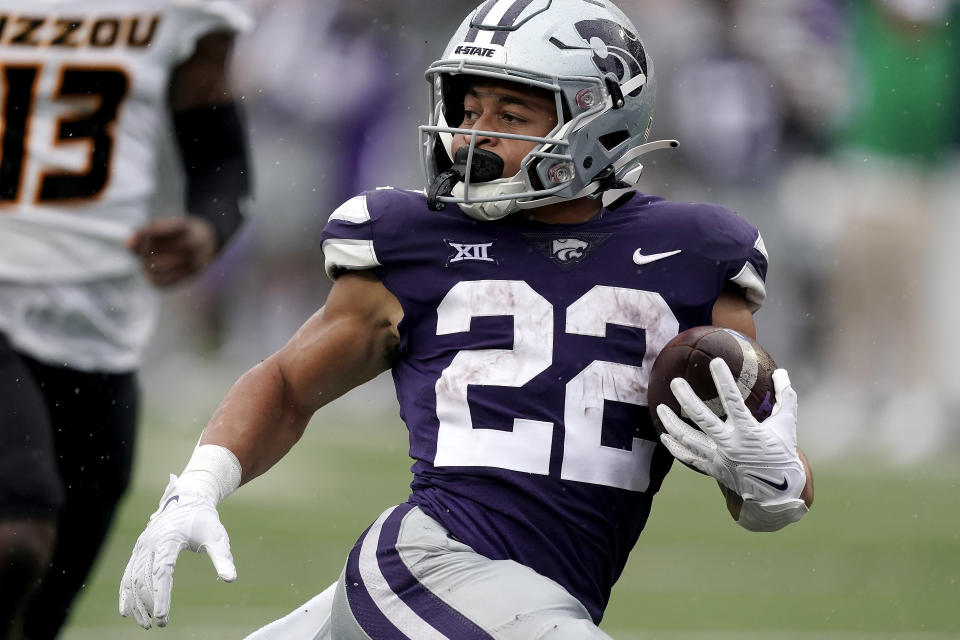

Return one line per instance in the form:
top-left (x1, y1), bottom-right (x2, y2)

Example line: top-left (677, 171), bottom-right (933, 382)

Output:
top-left (434, 280), bottom-right (679, 492)
top-left (0, 64), bottom-right (128, 204)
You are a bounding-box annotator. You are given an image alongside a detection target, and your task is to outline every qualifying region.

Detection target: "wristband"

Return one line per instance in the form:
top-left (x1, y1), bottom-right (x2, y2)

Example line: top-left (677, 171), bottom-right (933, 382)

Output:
top-left (736, 498), bottom-right (808, 532)
top-left (181, 444), bottom-right (242, 504)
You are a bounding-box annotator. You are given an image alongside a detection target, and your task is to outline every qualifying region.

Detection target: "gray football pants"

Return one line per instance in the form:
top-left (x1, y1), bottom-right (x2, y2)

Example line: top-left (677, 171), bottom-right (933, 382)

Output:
top-left (245, 504), bottom-right (613, 639)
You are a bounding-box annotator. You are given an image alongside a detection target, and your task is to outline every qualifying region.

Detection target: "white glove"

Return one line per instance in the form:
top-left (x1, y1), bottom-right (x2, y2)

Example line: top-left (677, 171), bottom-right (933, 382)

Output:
top-left (656, 358), bottom-right (808, 530)
top-left (118, 472), bottom-right (236, 629)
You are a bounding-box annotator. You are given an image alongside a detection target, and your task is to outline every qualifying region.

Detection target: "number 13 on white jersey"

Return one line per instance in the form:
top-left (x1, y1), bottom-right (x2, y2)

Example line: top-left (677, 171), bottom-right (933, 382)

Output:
top-left (434, 280), bottom-right (678, 492)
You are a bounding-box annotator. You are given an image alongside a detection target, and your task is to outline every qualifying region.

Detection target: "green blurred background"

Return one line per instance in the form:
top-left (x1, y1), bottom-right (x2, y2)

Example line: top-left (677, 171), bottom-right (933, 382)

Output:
top-left (61, 394), bottom-right (960, 640)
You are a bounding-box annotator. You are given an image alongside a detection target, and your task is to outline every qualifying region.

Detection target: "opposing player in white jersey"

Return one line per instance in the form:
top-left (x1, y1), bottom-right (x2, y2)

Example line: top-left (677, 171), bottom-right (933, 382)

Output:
top-left (119, 1), bottom-right (814, 638)
top-left (0, 1), bottom-right (252, 638)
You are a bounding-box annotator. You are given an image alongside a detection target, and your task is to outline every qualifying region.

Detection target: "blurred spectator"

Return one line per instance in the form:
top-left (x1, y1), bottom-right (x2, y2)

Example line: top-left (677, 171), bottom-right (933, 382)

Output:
top-left (624, 0), bottom-right (960, 460)
top-left (777, 0), bottom-right (960, 460)
top-left (622, 0), bottom-right (848, 381)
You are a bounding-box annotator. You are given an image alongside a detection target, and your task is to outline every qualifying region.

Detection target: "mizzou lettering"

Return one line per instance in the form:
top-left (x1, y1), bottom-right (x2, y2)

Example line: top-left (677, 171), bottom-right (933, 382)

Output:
top-left (0, 14), bottom-right (161, 49)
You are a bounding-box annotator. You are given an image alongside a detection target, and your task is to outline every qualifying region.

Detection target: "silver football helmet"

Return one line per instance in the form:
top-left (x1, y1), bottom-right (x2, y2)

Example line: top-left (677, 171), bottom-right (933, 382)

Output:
top-left (419, 0), bottom-right (677, 220)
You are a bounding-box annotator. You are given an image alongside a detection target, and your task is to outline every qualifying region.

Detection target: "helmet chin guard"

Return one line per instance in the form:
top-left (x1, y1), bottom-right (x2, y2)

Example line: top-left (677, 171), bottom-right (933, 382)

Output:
top-left (427, 147), bottom-right (504, 211)
top-left (418, 0), bottom-right (677, 217)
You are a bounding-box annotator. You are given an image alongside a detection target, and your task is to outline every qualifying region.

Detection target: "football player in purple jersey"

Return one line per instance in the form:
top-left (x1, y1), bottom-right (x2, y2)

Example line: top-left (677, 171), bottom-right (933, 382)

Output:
top-left (119, 1), bottom-right (814, 638)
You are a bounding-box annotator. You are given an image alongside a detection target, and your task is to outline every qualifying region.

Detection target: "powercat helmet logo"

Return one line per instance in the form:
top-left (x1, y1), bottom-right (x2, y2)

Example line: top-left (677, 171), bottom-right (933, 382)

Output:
top-left (574, 19), bottom-right (648, 97)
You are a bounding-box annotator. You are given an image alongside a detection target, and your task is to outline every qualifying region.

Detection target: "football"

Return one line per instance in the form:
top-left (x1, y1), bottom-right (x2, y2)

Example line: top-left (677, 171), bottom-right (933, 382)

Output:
top-left (648, 326), bottom-right (778, 435)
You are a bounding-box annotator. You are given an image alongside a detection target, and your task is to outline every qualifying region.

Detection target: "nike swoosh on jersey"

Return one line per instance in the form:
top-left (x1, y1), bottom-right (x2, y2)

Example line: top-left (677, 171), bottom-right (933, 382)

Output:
top-left (746, 473), bottom-right (789, 491)
top-left (632, 248), bottom-right (682, 265)
top-left (162, 495), bottom-right (180, 512)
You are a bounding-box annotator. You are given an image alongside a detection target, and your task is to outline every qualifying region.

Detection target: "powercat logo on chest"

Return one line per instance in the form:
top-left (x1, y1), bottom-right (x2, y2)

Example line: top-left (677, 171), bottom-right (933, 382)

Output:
top-left (450, 42), bottom-right (506, 63)
top-left (522, 232), bottom-right (611, 272)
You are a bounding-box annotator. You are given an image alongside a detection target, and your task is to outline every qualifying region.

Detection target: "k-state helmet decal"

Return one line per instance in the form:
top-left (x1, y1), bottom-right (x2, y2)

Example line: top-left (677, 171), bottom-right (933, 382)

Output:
top-left (574, 19), bottom-right (647, 96)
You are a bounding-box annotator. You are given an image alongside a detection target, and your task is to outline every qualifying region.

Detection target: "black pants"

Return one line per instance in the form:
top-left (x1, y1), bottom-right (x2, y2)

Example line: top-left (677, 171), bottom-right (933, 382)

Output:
top-left (0, 332), bottom-right (138, 639)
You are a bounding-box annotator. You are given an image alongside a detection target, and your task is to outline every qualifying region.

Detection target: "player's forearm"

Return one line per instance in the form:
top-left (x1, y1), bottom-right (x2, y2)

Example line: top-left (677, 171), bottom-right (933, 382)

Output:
top-left (196, 296), bottom-right (398, 484)
top-left (197, 357), bottom-right (312, 485)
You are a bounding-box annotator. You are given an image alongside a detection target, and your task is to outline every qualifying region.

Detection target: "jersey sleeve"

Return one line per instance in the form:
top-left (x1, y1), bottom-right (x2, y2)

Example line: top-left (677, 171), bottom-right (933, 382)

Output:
top-left (679, 202), bottom-right (769, 312)
top-left (727, 230), bottom-right (768, 312)
top-left (170, 0), bottom-right (255, 62)
top-left (321, 192), bottom-right (382, 279)
top-left (320, 187), bottom-right (426, 279)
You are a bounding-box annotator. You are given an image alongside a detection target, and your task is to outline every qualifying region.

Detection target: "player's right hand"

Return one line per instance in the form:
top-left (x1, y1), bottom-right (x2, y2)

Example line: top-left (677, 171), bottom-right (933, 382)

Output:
top-left (118, 473), bottom-right (236, 629)
top-left (127, 216), bottom-right (218, 287)
top-left (656, 359), bottom-right (806, 504)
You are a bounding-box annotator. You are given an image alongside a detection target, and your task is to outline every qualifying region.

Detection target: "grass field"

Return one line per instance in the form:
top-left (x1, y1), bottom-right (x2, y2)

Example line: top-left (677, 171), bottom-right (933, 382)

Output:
top-left (59, 396), bottom-right (960, 640)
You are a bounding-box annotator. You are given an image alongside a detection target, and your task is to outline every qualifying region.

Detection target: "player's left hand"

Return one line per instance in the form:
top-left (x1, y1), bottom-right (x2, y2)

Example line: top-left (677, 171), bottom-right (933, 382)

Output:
top-left (655, 358), bottom-right (806, 505)
top-left (127, 216), bottom-right (217, 287)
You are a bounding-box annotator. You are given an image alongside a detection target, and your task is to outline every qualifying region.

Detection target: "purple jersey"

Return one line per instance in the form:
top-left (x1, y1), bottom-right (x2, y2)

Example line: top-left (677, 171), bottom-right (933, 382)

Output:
top-left (320, 188), bottom-right (768, 623)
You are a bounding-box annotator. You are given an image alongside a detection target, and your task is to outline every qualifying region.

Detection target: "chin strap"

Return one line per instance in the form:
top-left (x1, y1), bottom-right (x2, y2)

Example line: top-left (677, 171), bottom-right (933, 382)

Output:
top-left (427, 146), bottom-right (504, 211)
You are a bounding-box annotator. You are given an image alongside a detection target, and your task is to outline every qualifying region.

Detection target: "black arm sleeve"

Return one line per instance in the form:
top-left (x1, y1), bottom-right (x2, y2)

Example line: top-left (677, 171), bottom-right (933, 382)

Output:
top-left (172, 101), bottom-right (251, 250)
